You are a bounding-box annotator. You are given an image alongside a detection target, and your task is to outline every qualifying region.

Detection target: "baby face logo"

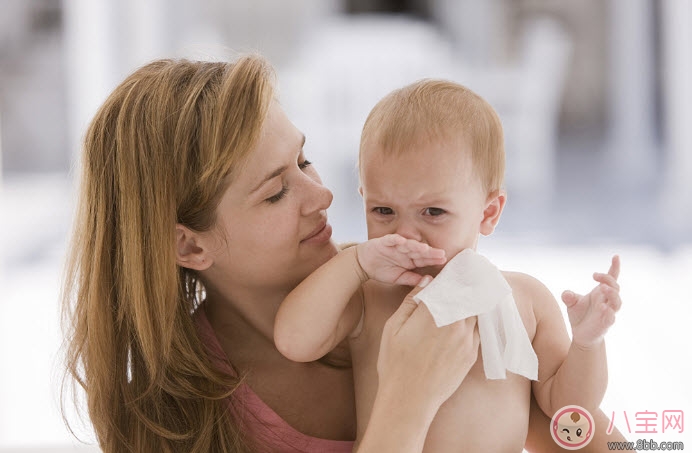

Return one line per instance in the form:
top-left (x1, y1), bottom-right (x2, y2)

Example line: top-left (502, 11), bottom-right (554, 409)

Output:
top-left (551, 405), bottom-right (595, 450)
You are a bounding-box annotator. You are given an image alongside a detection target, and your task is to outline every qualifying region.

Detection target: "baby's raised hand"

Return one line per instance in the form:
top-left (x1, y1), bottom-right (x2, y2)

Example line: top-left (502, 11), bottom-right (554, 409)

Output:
top-left (561, 256), bottom-right (622, 348)
top-left (355, 234), bottom-right (446, 286)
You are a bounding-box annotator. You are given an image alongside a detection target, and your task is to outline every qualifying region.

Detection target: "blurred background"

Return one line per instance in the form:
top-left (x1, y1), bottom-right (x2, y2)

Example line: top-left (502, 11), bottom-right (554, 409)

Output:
top-left (0, 0), bottom-right (690, 451)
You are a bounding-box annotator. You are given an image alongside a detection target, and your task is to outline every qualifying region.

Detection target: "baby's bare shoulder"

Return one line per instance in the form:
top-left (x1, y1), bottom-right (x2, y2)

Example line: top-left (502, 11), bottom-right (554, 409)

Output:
top-left (501, 271), bottom-right (552, 299)
top-left (501, 270), bottom-right (561, 324)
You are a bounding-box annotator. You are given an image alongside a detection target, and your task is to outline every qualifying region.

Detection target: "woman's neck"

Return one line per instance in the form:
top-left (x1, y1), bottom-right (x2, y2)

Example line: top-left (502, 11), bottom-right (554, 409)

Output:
top-left (203, 284), bottom-right (291, 369)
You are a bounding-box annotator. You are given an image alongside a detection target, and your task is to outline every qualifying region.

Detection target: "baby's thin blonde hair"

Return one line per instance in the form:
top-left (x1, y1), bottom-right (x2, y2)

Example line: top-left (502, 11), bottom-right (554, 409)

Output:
top-left (360, 79), bottom-right (505, 194)
top-left (62, 55), bottom-right (274, 452)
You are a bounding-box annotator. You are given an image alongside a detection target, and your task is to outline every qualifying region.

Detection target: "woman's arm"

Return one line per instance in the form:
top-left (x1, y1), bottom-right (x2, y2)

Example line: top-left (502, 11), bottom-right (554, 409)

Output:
top-left (356, 277), bottom-right (479, 453)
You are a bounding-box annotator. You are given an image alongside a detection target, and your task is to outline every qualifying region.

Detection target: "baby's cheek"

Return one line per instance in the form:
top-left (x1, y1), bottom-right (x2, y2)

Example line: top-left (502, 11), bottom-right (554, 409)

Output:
top-left (432, 227), bottom-right (474, 258)
top-left (439, 243), bottom-right (468, 262)
top-left (364, 219), bottom-right (383, 239)
top-left (366, 224), bottom-right (392, 240)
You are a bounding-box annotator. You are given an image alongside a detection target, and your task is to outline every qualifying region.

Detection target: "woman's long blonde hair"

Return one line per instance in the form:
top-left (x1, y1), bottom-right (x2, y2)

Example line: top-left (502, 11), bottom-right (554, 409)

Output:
top-left (62, 55), bottom-right (274, 452)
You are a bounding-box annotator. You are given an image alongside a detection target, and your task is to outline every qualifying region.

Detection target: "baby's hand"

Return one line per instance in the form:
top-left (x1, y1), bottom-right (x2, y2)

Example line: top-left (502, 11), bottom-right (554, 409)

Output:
top-left (355, 234), bottom-right (446, 286)
top-left (561, 255), bottom-right (622, 348)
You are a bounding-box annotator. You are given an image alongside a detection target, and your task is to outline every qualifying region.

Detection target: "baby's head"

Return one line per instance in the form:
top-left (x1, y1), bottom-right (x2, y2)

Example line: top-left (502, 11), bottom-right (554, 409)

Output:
top-left (359, 79), bottom-right (506, 273)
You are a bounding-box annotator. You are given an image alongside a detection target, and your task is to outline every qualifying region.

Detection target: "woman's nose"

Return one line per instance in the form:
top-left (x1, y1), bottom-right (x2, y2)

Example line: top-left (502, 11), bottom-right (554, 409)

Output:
top-left (300, 175), bottom-right (333, 216)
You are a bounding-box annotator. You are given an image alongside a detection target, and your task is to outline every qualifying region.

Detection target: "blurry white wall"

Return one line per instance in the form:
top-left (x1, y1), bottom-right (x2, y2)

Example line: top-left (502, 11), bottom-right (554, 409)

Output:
top-left (1, 0), bottom-right (690, 451)
top-left (661, 0), bottom-right (692, 240)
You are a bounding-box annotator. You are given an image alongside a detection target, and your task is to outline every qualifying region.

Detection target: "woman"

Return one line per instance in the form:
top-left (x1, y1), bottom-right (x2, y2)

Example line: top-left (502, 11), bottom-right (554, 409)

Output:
top-left (62, 54), bottom-right (624, 452)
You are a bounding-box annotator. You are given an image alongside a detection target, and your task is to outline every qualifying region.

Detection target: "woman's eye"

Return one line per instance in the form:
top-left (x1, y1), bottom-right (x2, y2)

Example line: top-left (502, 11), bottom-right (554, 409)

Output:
top-left (373, 207), bottom-right (394, 215)
top-left (298, 159), bottom-right (312, 170)
top-left (266, 186), bottom-right (288, 203)
top-left (423, 207), bottom-right (446, 216)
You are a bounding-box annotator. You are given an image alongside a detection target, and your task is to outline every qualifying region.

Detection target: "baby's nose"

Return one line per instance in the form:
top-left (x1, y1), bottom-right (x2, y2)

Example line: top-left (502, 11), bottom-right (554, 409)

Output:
top-left (394, 221), bottom-right (422, 242)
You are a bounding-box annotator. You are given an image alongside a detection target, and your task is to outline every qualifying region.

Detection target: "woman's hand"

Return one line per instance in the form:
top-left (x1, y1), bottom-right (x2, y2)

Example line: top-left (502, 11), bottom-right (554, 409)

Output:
top-left (378, 275), bottom-right (480, 409)
top-left (357, 276), bottom-right (479, 453)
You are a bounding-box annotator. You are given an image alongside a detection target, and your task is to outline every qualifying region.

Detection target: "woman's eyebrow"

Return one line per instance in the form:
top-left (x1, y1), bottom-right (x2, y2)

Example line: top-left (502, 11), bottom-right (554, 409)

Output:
top-left (250, 134), bottom-right (305, 194)
top-left (249, 134), bottom-right (305, 195)
top-left (250, 165), bottom-right (287, 194)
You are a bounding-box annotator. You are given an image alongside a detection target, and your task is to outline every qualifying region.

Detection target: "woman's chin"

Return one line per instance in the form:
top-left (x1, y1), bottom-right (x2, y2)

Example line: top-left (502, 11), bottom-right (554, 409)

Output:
top-left (303, 239), bottom-right (339, 268)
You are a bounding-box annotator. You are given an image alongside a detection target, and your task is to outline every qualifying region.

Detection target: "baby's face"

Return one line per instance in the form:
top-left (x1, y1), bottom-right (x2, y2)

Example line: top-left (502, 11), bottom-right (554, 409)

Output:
top-left (360, 140), bottom-right (490, 276)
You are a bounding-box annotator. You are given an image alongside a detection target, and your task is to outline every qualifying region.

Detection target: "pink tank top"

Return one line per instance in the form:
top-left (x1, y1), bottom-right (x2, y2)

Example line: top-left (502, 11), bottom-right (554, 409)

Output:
top-left (194, 304), bottom-right (355, 453)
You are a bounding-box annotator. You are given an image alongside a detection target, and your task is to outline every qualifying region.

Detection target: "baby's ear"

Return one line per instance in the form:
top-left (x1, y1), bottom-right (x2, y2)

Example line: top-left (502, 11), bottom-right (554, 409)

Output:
top-left (480, 190), bottom-right (507, 236)
top-left (175, 224), bottom-right (213, 271)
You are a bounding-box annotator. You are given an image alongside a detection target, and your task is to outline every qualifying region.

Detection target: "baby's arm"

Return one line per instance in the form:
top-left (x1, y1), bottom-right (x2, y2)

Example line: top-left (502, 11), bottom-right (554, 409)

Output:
top-left (274, 234), bottom-right (445, 362)
top-left (532, 257), bottom-right (622, 415)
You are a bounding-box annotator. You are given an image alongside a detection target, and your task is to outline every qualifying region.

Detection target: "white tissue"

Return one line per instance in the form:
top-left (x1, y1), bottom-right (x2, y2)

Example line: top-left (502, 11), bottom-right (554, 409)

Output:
top-left (413, 249), bottom-right (538, 380)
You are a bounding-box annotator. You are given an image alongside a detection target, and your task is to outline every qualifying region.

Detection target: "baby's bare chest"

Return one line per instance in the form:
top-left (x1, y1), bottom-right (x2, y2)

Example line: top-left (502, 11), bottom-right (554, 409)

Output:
top-left (351, 282), bottom-right (535, 451)
top-left (424, 355), bottom-right (532, 452)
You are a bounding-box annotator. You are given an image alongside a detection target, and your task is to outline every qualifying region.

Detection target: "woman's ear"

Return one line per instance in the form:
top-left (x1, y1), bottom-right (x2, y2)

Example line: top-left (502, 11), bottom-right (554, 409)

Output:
top-left (479, 190), bottom-right (507, 236)
top-left (175, 224), bottom-right (213, 271)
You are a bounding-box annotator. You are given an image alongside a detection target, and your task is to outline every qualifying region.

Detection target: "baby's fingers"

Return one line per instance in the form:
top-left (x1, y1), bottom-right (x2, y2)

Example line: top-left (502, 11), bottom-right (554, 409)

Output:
top-left (592, 255), bottom-right (621, 290)
top-left (380, 233), bottom-right (407, 247)
top-left (598, 302), bottom-right (617, 329)
top-left (603, 285), bottom-right (623, 312)
top-left (396, 240), bottom-right (446, 260)
top-left (593, 272), bottom-right (620, 291)
top-left (590, 284), bottom-right (622, 313)
top-left (411, 255), bottom-right (447, 269)
top-left (394, 271), bottom-right (428, 287)
top-left (608, 255), bottom-right (621, 280)
top-left (561, 290), bottom-right (582, 308)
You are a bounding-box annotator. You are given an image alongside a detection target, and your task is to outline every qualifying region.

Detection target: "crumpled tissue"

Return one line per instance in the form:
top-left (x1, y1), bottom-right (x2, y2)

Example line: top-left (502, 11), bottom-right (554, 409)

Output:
top-left (413, 249), bottom-right (538, 380)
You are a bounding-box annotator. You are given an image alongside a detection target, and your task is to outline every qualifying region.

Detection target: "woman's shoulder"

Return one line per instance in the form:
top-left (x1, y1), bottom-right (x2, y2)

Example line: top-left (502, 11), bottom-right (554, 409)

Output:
top-left (192, 302), bottom-right (239, 376)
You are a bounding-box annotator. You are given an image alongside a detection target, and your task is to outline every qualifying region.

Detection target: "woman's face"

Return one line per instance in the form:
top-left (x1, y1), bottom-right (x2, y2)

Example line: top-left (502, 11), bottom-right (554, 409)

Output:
top-left (204, 102), bottom-right (338, 296)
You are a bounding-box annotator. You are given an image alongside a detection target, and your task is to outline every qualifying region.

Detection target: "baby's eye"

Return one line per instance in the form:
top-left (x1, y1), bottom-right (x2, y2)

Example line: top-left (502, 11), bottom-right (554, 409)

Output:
top-left (298, 159), bottom-right (312, 170)
top-left (576, 428), bottom-right (583, 437)
top-left (423, 207), bottom-right (446, 216)
top-left (561, 429), bottom-right (570, 433)
top-left (373, 207), bottom-right (394, 216)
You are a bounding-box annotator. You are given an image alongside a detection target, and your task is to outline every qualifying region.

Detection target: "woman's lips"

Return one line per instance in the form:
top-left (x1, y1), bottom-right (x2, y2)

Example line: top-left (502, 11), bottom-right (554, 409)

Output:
top-left (301, 221), bottom-right (332, 244)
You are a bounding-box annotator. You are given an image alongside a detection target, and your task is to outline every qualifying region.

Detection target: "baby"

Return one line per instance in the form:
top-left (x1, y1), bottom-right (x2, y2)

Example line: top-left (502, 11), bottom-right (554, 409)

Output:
top-left (274, 80), bottom-right (622, 451)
